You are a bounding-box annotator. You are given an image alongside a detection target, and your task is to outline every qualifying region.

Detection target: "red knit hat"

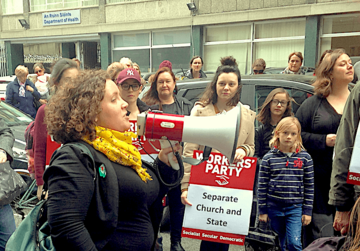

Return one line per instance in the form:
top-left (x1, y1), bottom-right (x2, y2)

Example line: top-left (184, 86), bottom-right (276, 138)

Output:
top-left (159, 60), bottom-right (172, 71)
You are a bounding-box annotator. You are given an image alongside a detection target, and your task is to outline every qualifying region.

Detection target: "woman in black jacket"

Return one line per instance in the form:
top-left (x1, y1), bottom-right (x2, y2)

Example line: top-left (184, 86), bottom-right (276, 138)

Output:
top-left (296, 49), bottom-right (354, 247)
top-left (43, 70), bottom-right (182, 251)
top-left (142, 67), bottom-right (193, 251)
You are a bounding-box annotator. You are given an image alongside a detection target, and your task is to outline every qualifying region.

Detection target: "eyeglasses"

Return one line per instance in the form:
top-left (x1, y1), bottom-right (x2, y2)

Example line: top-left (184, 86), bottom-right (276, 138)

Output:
top-left (35, 70), bottom-right (43, 74)
top-left (253, 70), bottom-right (264, 74)
top-left (271, 99), bottom-right (289, 107)
top-left (120, 83), bottom-right (141, 91)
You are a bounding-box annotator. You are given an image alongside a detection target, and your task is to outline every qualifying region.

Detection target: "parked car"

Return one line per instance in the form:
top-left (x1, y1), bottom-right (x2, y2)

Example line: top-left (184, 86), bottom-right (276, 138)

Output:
top-left (0, 75), bottom-right (16, 101)
top-left (140, 74), bottom-right (317, 126)
top-left (0, 101), bottom-right (32, 172)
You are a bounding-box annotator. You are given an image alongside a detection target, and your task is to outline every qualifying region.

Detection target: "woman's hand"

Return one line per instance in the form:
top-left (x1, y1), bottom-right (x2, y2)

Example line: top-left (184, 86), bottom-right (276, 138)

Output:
top-left (158, 143), bottom-right (182, 167)
top-left (259, 214), bottom-right (268, 222)
top-left (302, 215), bottom-right (311, 226)
top-left (181, 190), bottom-right (192, 206)
top-left (0, 149), bottom-right (7, 163)
top-left (26, 85), bottom-right (34, 93)
top-left (333, 211), bottom-right (351, 235)
top-left (326, 134), bottom-right (337, 147)
top-left (233, 148), bottom-right (246, 163)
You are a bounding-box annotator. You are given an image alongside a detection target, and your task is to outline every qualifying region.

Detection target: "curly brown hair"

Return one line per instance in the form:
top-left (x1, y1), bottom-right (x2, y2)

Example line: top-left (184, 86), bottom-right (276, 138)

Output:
top-left (45, 70), bottom-right (109, 144)
top-left (313, 48), bottom-right (346, 97)
top-left (256, 88), bottom-right (293, 125)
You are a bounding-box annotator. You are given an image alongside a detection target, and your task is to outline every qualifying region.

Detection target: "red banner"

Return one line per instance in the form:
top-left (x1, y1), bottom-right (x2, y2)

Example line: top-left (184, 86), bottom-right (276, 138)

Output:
top-left (182, 227), bottom-right (245, 245)
top-left (129, 120), bottom-right (159, 156)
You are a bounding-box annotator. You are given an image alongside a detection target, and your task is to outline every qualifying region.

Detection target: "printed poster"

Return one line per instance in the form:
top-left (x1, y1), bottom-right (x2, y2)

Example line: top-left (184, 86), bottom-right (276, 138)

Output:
top-left (182, 150), bottom-right (257, 246)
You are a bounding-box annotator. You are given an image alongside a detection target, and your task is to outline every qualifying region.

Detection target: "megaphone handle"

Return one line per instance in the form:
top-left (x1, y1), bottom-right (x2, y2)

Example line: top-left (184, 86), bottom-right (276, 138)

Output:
top-left (159, 140), bottom-right (180, 170)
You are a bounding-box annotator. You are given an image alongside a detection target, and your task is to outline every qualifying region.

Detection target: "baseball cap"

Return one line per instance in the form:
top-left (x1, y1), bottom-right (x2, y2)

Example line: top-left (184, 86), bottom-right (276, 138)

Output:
top-left (116, 68), bottom-right (141, 85)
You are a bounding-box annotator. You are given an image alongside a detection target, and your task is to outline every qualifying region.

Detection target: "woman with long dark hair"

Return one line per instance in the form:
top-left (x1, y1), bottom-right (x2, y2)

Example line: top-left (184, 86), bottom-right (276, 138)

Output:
top-left (181, 56), bottom-right (255, 251)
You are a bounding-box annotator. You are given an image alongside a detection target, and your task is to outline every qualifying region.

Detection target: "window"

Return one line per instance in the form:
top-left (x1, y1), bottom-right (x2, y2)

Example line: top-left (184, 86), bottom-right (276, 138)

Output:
top-left (204, 24), bottom-right (252, 75)
top-left (30, 0), bottom-right (98, 12)
top-left (112, 29), bottom-right (191, 73)
top-left (320, 14), bottom-right (360, 65)
top-left (204, 19), bottom-right (306, 75)
top-left (106, 0), bottom-right (152, 3)
top-left (1, 0), bottom-right (23, 14)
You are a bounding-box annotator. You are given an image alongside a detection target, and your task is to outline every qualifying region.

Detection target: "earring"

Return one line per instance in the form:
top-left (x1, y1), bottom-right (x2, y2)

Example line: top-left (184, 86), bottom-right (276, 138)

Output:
top-left (95, 118), bottom-right (98, 122)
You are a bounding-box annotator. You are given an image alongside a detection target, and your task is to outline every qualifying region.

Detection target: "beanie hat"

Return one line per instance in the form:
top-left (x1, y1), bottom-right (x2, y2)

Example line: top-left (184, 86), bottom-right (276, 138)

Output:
top-left (159, 60), bottom-right (172, 71)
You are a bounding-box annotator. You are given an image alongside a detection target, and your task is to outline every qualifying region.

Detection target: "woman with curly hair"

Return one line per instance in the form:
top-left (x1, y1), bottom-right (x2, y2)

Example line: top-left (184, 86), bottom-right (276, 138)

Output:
top-left (180, 56), bottom-right (255, 251)
top-left (43, 70), bottom-right (182, 250)
top-left (296, 48), bottom-right (354, 247)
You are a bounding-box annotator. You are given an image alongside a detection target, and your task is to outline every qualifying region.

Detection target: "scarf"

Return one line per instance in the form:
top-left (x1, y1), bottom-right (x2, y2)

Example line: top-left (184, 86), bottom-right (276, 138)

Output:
top-left (82, 126), bottom-right (152, 182)
top-left (282, 67), bottom-right (307, 75)
top-left (19, 82), bottom-right (25, 97)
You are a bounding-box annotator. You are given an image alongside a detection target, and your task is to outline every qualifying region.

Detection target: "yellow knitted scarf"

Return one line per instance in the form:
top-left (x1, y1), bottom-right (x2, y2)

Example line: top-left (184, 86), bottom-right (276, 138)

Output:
top-left (82, 126), bottom-right (152, 182)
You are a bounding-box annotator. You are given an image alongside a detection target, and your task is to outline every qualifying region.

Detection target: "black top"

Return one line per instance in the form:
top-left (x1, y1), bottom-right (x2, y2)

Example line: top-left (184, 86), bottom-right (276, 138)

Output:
top-left (150, 96), bottom-right (193, 116)
top-left (103, 165), bottom-right (161, 251)
top-left (44, 142), bottom-right (179, 251)
top-left (255, 123), bottom-right (276, 159)
top-left (296, 95), bottom-right (341, 214)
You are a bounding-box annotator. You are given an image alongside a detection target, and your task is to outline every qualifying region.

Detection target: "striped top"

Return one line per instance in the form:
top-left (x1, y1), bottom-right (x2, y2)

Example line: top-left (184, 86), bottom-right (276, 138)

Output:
top-left (258, 148), bottom-right (314, 216)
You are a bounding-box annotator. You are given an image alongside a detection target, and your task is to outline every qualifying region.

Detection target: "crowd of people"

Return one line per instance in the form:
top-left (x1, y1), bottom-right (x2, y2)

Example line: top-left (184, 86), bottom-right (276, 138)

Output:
top-left (0, 48), bottom-right (359, 251)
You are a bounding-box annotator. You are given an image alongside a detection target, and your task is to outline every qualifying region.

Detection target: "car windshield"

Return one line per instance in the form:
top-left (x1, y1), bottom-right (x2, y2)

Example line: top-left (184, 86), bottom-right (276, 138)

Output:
top-left (0, 101), bottom-right (33, 126)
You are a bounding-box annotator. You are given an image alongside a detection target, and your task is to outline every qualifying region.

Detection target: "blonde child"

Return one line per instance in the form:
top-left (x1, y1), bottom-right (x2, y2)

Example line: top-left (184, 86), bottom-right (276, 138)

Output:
top-left (258, 116), bottom-right (314, 251)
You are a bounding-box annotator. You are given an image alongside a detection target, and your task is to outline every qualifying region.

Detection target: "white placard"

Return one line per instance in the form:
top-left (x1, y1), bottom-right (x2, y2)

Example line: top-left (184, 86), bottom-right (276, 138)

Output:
top-left (183, 184), bottom-right (253, 235)
top-left (43, 10), bottom-right (81, 26)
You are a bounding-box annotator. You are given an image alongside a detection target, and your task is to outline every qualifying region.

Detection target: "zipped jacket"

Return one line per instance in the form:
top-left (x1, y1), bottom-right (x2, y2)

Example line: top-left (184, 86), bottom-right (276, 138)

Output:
top-left (258, 148), bottom-right (314, 216)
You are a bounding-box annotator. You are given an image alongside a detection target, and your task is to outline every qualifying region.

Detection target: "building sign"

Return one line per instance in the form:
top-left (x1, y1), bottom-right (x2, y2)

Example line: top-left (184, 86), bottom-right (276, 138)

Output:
top-left (43, 9), bottom-right (80, 26)
top-left (129, 120), bottom-right (159, 163)
top-left (182, 150), bottom-right (257, 246)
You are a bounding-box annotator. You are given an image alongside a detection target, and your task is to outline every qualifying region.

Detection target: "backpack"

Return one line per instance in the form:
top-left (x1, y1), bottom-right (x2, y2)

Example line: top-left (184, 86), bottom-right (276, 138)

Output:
top-left (24, 121), bottom-right (36, 174)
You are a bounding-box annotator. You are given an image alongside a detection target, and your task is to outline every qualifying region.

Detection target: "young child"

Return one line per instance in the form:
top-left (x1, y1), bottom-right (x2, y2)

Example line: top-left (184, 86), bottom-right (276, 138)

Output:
top-left (258, 116), bottom-right (314, 251)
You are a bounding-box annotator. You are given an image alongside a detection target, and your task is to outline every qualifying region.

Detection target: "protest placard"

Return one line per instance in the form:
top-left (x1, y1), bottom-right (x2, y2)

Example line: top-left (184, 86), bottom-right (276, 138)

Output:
top-left (129, 120), bottom-right (159, 162)
top-left (182, 150), bottom-right (257, 245)
top-left (347, 123), bottom-right (360, 185)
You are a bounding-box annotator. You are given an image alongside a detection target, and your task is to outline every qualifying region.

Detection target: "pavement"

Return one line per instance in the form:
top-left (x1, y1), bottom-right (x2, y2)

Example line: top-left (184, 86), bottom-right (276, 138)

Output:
top-left (13, 209), bottom-right (244, 251)
top-left (160, 231), bottom-right (245, 251)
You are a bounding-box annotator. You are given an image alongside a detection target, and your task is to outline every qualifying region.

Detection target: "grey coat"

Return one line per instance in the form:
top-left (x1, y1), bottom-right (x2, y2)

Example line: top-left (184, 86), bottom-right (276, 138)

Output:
top-left (0, 118), bottom-right (14, 161)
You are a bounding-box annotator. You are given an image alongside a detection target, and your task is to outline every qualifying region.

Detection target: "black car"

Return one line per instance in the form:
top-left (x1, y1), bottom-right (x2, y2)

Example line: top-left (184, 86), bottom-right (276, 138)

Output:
top-left (140, 74), bottom-right (316, 125)
top-left (0, 101), bottom-right (32, 173)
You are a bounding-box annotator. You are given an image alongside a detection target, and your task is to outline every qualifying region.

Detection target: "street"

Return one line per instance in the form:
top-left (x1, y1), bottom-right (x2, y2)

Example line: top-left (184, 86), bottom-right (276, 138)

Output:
top-left (13, 208), bottom-right (244, 251)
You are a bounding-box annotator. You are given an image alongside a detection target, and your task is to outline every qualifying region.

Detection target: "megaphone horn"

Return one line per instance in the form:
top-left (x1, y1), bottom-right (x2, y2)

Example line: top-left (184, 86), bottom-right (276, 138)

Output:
top-left (137, 103), bottom-right (241, 164)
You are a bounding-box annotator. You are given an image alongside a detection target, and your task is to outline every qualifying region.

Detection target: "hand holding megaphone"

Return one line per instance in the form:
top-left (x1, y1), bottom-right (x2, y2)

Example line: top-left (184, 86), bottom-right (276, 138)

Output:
top-left (159, 140), bottom-right (180, 170)
top-left (158, 142), bottom-right (182, 169)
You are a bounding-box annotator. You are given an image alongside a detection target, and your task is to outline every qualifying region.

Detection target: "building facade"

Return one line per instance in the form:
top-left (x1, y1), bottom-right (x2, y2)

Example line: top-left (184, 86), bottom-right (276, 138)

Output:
top-left (1, 0), bottom-right (359, 75)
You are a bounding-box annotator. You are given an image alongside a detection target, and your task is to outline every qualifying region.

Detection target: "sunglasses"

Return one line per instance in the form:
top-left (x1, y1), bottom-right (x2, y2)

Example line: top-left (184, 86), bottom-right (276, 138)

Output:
top-left (120, 83), bottom-right (141, 91)
top-left (35, 70), bottom-right (43, 74)
top-left (253, 70), bottom-right (264, 74)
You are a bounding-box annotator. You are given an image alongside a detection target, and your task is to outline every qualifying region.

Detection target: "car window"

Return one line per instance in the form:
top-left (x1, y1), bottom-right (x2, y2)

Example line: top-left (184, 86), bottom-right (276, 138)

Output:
top-left (254, 86), bottom-right (312, 127)
top-left (0, 102), bottom-right (33, 126)
top-left (182, 88), bottom-right (206, 104)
